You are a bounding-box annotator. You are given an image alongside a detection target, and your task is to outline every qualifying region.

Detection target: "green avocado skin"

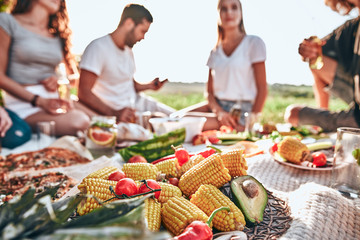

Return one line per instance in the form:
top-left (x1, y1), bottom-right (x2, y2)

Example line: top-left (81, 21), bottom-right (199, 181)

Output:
top-left (230, 175), bottom-right (268, 226)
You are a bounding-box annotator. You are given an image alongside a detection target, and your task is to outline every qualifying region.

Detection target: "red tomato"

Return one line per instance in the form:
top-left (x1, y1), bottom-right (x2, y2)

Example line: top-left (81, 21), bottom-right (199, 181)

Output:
top-left (168, 177), bottom-right (179, 187)
top-left (138, 179), bottom-right (161, 199)
top-left (175, 148), bottom-right (190, 166)
top-left (270, 143), bottom-right (278, 153)
top-left (198, 148), bottom-right (216, 158)
top-left (220, 125), bottom-right (234, 133)
top-left (115, 178), bottom-right (138, 197)
top-left (312, 152), bottom-right (327, 167)
top-left (128, 155), bottom-right (147, 163)
top-left (108, 171), bottom-right (126, 181)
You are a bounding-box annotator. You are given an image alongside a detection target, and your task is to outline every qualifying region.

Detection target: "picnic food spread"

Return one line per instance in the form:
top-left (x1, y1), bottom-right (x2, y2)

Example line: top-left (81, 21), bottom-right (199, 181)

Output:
top-left (1, 126), bottom-right (358, 239)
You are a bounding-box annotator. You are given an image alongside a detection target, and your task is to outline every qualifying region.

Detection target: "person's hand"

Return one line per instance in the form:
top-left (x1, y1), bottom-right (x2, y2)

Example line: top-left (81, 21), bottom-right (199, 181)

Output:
top-left (40, 75), bottom-right (58, 92)
top-left (0, 107), bottom-right (12, 137)
top-left (298, 37), bottom-right (325, 62)
top-left (36, 97), bottom-right (73, 115)
top-left (149, 78), bottom-right (168, 91)
top-left (217, 111), bottom-right (238, 130)
top-left (115, 107), bottom-right (136, 123)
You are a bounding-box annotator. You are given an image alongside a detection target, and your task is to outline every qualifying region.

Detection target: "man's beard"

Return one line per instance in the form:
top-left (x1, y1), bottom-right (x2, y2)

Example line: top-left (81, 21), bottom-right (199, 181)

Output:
top-left (125, 28), bottom-right (137, 48)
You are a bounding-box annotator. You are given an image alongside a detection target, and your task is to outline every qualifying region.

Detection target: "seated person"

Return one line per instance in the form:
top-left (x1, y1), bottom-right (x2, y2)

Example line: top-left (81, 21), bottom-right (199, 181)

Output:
top-left (0, 0), bottom-right (94, 137)
top-left (78, 4), bottom-right (175, 134)
top-left (284, 0), bottom-right (360, 132)
top-left (0, 106), bottom-right (31, 149)
top-left (175, 0), bottom-right (267, 132)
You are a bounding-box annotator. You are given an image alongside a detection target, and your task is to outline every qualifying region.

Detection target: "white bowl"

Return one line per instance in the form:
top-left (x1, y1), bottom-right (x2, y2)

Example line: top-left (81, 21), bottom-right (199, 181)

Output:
top-left (149, 117), bottom-right (206, 142)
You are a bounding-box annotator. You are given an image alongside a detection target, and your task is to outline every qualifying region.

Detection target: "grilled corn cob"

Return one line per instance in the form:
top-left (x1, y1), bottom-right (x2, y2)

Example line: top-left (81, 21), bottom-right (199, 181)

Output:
top-left (179, 154), bottom-right (205, 175)
top-left (155, 158), bottom-right (180, 178)
top-left (190, 184), bottom-right (245, 232)
top-left (145, 198), bottom-right (161, 231)
top-left (178, 153), bottom-right (231, 197)
top-left (158, 182), bottom-right (182, 204)
top-left (77, 178), bottom-right (117, 216)
top-left (161, 196), bottom-right (209, 236)
top-left (277, 136), bottom-right (310, 164)
top-left (122, 162), bottom-right (158, 180)
top-left (221, 149), bottom-right (248, 177)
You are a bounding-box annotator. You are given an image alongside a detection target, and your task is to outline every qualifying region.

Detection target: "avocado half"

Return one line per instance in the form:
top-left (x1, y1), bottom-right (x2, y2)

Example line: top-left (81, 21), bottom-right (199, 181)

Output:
top-left (231, 175), bottom-right (268, 225)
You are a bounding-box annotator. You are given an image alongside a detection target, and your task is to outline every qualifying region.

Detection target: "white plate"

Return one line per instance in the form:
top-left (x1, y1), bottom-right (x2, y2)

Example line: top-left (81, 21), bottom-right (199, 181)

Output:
top-left (272, 151), bottom-right (343, 171)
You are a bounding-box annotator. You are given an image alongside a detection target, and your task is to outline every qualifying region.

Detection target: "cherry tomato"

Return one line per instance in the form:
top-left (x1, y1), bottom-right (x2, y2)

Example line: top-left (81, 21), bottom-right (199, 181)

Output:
top-left (312, 152), bottom-right (327, 167)
top-left (270, 143), bottom-right (278, 153)
top-left (108, 171), bottom-right (126, 181)
top-left (175, 148), bottom-right (190, 166)
top-left (220, 125), bottom-right (234, 133)
top-left (198, 148), bottom-right (217, 158)
top-left (115, 178), bottom-right (138, 197)
top-left (138, 179), bottom-right (161, 199)
top-left (168, 177), bottom-right (179, 187)
top-left (128, 155), bottom-right (147, 163)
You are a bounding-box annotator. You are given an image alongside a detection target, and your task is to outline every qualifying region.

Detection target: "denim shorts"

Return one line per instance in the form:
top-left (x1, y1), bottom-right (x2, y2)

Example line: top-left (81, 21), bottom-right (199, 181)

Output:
top-left (216, 98), bottom-right (253, 126)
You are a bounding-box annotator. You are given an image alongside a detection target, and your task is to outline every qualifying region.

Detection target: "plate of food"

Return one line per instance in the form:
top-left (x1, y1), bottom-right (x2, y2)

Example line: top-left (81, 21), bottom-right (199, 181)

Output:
top-left (270, 137), bottom-right (340, 171)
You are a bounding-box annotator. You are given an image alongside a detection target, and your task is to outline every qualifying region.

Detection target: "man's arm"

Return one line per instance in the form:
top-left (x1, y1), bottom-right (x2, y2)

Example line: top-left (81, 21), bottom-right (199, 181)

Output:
top-left (133, 78), bottom-right (167, 92)
top-left (78, 69), bottom-right (115, 116)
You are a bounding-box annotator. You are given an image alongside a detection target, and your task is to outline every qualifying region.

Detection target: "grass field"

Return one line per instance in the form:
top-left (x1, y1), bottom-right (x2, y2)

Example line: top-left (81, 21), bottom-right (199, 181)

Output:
top-left (146, 82), bottom-right (349, 123)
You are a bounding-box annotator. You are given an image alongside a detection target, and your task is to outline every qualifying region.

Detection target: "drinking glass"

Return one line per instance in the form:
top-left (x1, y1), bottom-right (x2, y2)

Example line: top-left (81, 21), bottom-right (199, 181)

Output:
top-left (37, 121), bottom-right (56, 149)
top-left (331, 127), bottom-right (360, 199)
top-left (85, 116), bottom-right (117, 159)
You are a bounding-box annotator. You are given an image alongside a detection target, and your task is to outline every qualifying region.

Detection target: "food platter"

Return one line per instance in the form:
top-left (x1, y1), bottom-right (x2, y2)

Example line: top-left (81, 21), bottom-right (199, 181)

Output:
top-left (272, 151), bottom-right (345, 171)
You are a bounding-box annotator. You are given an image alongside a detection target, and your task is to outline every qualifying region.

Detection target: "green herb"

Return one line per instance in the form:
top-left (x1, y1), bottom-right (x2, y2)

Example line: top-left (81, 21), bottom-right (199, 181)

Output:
top-left (352, 148), bottom-right (360, 166)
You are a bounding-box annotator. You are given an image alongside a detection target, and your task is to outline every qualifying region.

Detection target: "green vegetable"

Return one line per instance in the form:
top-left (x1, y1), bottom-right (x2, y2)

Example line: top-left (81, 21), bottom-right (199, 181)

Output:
top-left (119, 128), bottom-right (186, 162)
top-left (307, 141), bottom-right (333, 151)
top-left (352, 148), bottom-right (360, 166)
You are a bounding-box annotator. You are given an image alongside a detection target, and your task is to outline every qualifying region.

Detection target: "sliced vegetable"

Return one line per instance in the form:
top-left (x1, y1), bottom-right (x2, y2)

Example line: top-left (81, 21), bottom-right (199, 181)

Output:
top-left (119, 128), bottom-right (186, 163)
top-left (307, 141), bottom-right (333, 151)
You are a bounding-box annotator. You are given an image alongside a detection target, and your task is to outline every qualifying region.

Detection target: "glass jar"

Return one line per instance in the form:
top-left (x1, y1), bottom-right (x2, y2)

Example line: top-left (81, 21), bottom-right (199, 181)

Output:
top-left (85, 116), bottom-right (117, 159)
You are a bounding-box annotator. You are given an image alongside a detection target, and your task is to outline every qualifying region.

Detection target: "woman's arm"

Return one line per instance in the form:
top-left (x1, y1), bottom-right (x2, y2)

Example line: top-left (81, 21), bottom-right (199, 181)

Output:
top-left (207, 69), bottom-right (237, 128)
top-left (252, 61), bottom-right (267, 113)
top-left (0, 107), bottom-right (12, 137)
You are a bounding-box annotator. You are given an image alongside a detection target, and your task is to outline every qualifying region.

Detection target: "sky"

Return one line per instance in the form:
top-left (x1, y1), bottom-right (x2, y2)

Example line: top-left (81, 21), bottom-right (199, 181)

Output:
top-left (66, 0), bottom-right (358, 86)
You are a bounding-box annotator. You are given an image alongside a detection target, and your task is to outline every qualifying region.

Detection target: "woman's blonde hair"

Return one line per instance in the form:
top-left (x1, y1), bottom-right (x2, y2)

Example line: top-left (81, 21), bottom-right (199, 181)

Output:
top-left (217, 0), bottom-right (246, 45)
top-left (324, 0), bottom-right (357, 15)
top-left (11, 0), bottom-right (76, 72)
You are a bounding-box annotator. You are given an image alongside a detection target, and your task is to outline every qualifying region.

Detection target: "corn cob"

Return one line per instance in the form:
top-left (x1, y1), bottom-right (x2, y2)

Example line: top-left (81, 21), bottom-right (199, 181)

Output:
top-left (155, 158), bottom-right (180, 178)
top-left (122, 162), bottom-right (158, 181)
top-left (77, 178), bottom-right (117, 216)
top-left (158, 182), bottom-right (182, 204)
top-left (85, 166), bottom-right (119, 179)
top-left (179, 154), bottom-right (205, 176)
top-left (145, 198), bottom-right (162, 231)
top-left (178, 153), bottom-right (231, 197)
top-left (161, 196), bottom-right (209, 236)
top-left (221, 149), bottom-right (248, 177)
top-left (277, 136), bottom-right (310, 164)
top-left (190, 184), bottom-right (245, 232)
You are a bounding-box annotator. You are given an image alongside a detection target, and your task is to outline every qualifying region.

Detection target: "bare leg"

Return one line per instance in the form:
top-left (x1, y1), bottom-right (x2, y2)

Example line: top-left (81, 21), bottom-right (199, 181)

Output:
top-left (25, 109), bottom-right (90, 136)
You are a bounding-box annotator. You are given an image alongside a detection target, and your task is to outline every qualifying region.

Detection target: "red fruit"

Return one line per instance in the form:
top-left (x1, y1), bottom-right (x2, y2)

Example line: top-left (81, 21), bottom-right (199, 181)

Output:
top-left (220, 125), bottom-right (234, 133)
top-left (128, 155), bottom-right (147, 163)
top-left (108, 171), bottom-right (126, 181)
top-left (198, 148), bottom-right (216, 158)
top-left (192, 134), bottom-right (206, 146)
top-left (312, 152), bottom-right (327, 167)
top-left (138, 179), bottom-right (161, 199)
top-left (168, 177), bottom-right (179, 186)
top-left (208, 136), bottom-right (220, 144)
top-left (174, 147), bottom-right (190, 166)
top-left (270, 143), bottom-right (278, 153)
top-left (115, 178), bottom-right (138, 197)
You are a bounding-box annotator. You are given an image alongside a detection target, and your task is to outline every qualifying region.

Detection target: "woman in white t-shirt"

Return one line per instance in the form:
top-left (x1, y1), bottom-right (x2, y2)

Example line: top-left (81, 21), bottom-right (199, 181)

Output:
top-left (187, 0), bottom-right (267, 131)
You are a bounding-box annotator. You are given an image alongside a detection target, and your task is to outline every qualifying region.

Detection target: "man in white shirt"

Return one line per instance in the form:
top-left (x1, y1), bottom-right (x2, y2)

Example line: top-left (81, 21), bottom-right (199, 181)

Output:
top-left (78, 4), bottom-right (174, 126)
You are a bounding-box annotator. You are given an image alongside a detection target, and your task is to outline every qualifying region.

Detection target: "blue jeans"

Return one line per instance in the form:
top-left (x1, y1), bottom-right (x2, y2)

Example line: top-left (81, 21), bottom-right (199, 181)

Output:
top-left (216, 98), bottom-right (253, 126)
top-left (2, 108), bottom-right (31, 149)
